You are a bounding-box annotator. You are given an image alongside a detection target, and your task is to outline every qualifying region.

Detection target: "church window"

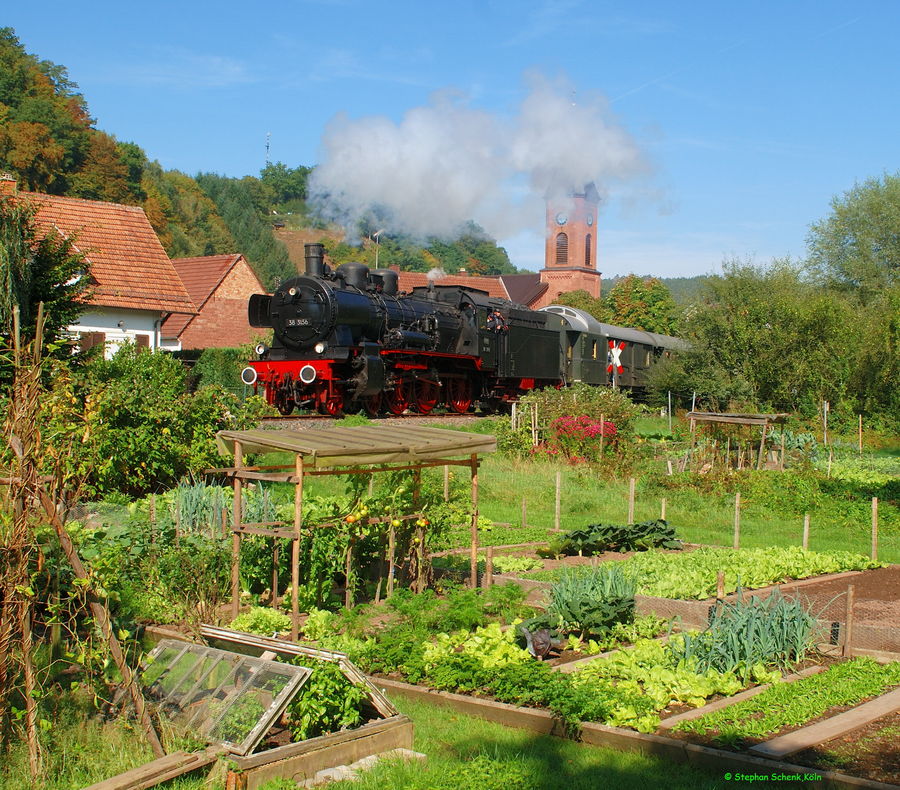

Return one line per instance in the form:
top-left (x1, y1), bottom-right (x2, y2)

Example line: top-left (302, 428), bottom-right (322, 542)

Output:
top-left (555, 232), bottom-right (568, 265)
top-left (584, 233), bottom-right (592, 267)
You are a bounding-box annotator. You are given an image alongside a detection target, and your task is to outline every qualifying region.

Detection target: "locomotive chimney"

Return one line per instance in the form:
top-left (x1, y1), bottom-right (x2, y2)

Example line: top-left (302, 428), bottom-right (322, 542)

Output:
top-left (304, 243), bottom-right (326, 277)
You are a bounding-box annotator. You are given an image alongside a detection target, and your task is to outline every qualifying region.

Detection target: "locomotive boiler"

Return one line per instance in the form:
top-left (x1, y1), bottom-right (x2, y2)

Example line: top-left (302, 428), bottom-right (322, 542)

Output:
top-left (243, 243), bottom-right (682, 416)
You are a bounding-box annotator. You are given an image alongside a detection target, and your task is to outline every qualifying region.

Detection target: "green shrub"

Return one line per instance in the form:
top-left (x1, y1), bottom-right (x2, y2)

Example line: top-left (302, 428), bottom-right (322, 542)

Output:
top-left (229, 607), bottom-right (292, 636)
top-left (543, 519), bottom-right (682, 556)
top-left (285, 660), bottom-right (367, 740)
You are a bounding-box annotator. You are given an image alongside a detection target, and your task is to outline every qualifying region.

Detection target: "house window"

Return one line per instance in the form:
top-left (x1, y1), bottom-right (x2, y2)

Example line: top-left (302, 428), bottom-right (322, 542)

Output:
top-left (585, 233), bottom-right (592, 267)
top-left (78, 332), bottom-right (105, 351)
top-left (555, 233), bottom-right (568, 265)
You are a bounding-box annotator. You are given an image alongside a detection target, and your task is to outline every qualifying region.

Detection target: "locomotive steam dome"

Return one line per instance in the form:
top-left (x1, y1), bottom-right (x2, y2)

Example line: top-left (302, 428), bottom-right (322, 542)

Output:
top-left (270, 276), bottom-right (336, 348)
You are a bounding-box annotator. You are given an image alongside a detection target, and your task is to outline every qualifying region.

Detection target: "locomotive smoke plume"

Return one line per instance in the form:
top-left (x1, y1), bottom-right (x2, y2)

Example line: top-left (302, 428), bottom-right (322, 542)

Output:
top-left (309, 73), bottom-right (649, 244)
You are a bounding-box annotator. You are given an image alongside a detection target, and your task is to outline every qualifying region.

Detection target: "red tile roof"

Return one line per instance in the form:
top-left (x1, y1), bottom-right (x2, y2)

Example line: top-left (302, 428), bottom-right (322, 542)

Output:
top-left (396, 270), bottom-right (509, 299)
top-left (498, 273), bottom-right (548, 306)
top-left (20, 189), bottom-right (195, 315)
top-left (162, 254), bottom-right (261, 338)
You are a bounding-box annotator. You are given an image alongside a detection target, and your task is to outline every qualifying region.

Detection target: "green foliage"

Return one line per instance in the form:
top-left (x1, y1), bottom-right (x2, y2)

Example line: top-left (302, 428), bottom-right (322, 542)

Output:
top-left (0, 194), bottom-right (88, 353)
top-left (541, 566), bottom-right (635, 639)
top-left (195, 172), bottom-right (296, 290)
top-left (667, 591), bottom-right (819, 679)
top-left (807, 172), bottom-right (900, 299)
top-left (533, 546), bottom-right (884, 600)
top-left (286, 660), bottom-right (367, 741)
top-left (554, 289), bottom-right (608, 322)
top-left (675, 658), bottom-right (900, 744)
top-left (229, 607), bottom-right (292, 636)
top-left (603, 274), bottom-right (681, 335)
top-left (155, 533), bottom-right (231, 625)
top-left (574, 638), bottom-right (744, 716)
top-left (62, 345), bottom-right (265, 497)
top-left (543, 519), bottom-right (683, 556)
top-left (190, 346), bottom-right (259, 395)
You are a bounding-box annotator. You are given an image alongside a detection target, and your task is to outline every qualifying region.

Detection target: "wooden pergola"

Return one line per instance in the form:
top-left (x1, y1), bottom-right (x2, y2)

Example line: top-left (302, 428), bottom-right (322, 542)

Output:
top-left (213, 425), bottom-right (496, 639)
top-left (686, 411), bottom-right (790, 470)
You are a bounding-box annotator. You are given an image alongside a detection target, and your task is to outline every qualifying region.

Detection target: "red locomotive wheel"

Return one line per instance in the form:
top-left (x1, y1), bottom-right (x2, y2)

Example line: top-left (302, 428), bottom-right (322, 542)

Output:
top-left (385, 380), bottom-right (409, 415)
top-left (413, 379), bottom-right (440, 415)
top-left (446, 377), bottom-right (473, 414)
top-left (362, 392), bottom-right (383, 418)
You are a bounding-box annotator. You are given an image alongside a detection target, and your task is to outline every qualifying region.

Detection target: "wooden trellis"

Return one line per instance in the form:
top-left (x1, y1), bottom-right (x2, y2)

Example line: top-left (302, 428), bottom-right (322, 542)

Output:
top-left (211, 425), bottom-right (496, 639)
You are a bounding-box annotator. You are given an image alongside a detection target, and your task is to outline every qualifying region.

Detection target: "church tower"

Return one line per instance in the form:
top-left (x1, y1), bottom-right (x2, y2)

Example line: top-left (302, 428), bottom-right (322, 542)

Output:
top-left (538, 183), bottom-right (602, 306)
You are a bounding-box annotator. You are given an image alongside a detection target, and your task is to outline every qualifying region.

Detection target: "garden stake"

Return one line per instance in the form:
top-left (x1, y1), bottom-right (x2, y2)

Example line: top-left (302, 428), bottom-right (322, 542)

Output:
top-left (599, 413), bottom-right (605, 457)
top-left (803, 513), bottom-right (810, 550)
top-left (843, 584), bottom-right (855, 658)
top-left (554, 471), bottom-right (561, 531)
top-left (470, 454), bottom-right (479, 588)
top-left (871, 497), bottom-right (878, 561)
top-left (779, 431), bottom-right (785, 471)
top-left (271, 540), bottom-right (279, 609)
top-left (344, 539), bottom-right (354, 609)
top-left (484, 546), bottom-right (494, 589)
top-left (733, 491), bottom-right (741, 549)
top-left (627, 477), bottom-right (635, 524)
top-left (443, 465), bottom-right (450, 501)
top-left (387, 525), bottom-right (396, 597)
top-left (231, 441), bottom-right (243, 622)
top-left (368, 474), bottom-right (374, 497)
top-left (725, 437), bottom-right (731, 469)
top-left (660, 498), bottom-right (667, 520)
top-left (521, 497), bottom-right (527, 529)
top-left (291, 454), bottom-right (303, 639)
top-left (716, 570), bottom-right (725, 600)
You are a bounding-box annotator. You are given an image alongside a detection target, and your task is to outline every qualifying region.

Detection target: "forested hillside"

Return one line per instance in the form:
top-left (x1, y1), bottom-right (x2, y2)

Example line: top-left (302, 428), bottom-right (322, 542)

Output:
top-left (0, 28), bottom-right (516, 291)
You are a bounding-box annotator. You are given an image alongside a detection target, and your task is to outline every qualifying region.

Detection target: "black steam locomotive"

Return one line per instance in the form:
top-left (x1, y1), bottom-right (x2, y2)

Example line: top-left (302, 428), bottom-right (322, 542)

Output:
top-left (243, 243), bottom-right (683, 416)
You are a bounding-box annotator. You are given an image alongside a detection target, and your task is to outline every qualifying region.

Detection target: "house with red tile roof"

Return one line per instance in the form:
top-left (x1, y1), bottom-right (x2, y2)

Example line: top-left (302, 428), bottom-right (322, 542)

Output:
top-left (161, 254), bottom-right (266, 350)
top-left (0, 175), bottom-right (195, 355)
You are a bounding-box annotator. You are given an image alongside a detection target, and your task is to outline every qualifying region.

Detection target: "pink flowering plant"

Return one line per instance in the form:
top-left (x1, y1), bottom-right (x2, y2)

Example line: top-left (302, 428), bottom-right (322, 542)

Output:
top-left (543, 414), bottom-right (617, 463)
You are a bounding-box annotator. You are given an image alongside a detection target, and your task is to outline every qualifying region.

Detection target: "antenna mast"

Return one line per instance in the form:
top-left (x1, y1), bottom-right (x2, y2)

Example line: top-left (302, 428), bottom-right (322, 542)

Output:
top-left (265, 132), bottom-right (271, 166)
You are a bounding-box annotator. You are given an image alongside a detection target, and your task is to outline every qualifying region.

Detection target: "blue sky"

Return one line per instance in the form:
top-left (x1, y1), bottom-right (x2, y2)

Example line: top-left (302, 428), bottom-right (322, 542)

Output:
top-left (6, 1), bottom-right (899, 277)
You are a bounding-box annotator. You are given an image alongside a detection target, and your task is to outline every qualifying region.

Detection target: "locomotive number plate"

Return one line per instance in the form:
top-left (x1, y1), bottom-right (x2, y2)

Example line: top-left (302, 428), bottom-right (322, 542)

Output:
top-left (285, 318), bottom-right (310, 326)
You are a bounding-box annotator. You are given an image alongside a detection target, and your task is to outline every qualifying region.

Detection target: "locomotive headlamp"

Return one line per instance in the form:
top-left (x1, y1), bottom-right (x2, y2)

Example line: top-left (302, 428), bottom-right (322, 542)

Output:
top-left (314, 341), bottom-right (327, 354)
top-left (240, 367), bottom-right (258, 385)
top-left (255, 343), bottom-right (267, 356)
top-left (288, 287), bottom-right (298, 296)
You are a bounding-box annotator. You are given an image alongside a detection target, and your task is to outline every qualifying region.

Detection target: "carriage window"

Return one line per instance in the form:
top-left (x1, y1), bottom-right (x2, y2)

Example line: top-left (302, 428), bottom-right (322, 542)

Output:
top-left (592, 340), bottom-right (598, 360)
top-left (645, 351), bottom-right (651, 366)
top-left (555, 233), bottom-right (568, 265)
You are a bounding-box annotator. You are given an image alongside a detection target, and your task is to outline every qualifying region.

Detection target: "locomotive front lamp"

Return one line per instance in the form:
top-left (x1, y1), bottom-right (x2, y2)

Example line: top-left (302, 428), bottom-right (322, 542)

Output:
top-left (314, 341), bottom-right (327, 354)
top-left (255, 343), bottom-right (267, 356)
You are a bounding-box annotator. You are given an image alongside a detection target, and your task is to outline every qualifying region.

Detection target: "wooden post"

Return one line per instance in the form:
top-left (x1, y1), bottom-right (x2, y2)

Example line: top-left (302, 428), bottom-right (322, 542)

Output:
top-left (484, 545), bottom-right (494, 589)
top-left (716, 570), bottom-right (725, 600)
top-left (599, 413), bottom-right (605, 457)
top-left (725, 437), bottom-right (731, 469)
top-left (521, 497), bottom-right (527, 529)
top-left (511, 401), bottom-right (517, 430)
top-left (666, 459), bottom-right (673, 475)
top-left (667, 391), bottom-right (672, 434)
top-left (470, 454), bottom-right (479, 588)
top-left (802, 513), bottom-right (810, 551)
top-left (871, 497), bottom-right (878, 562)
top-left (756, 423), bottom-right (768, 470)
top-left (271, 540), bottom-right (280, 609)
top-left (823, 400), bottom-right (829, 445)
top-left (367, 474), bottom-right (374, 497)
top-left (231, 441), bottom-right (243, 622)
top-left (530, 403), bottom-right (538, 446)
top-left (733, 491), bottom-right (741, 550)
top-left (443, 464), bottom-right (450, 502)
top-left (344, 539), bottom-right (354, 609)
top-left (660, 498), bottom-right (667, 521)
top-left (843, 584), bottom-right (855, 658)
top-left (291, 455), bottom-right (303, 641)
top-left (554, 470), bottom-right (562, 531)
top-left (779, 430), bottom-right (785, 471)
top-left (387, 524), bottom-right (396, 597)
top-left (858, 414), bottom-right (863, 455)
top-left (627, 477), bottom-right (636, 524)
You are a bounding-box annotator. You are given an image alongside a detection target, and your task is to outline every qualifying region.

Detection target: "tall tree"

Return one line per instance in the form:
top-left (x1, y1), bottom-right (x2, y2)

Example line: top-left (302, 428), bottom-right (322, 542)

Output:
top-left (807, 172), bottom-right (900, 300)
top-left (603, 274), bottom-right (680, 334)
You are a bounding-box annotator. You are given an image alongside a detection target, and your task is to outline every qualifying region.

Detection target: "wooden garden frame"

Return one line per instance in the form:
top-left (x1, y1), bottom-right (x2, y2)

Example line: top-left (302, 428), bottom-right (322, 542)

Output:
top-left (211, 425), bottom-right (496, 639)
top-left (686, 411), bottom-right (789, 471)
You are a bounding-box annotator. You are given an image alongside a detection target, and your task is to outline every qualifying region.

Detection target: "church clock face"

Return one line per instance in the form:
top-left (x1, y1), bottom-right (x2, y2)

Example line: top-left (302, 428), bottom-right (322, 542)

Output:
top-left (555, 212), bottom-right (568, 225)
top-left (586, 214), bottom-right (594, 226)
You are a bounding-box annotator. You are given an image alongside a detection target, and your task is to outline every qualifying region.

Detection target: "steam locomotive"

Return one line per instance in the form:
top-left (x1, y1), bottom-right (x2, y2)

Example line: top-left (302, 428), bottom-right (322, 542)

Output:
top-left (242, 243), bottom-right (683, 416)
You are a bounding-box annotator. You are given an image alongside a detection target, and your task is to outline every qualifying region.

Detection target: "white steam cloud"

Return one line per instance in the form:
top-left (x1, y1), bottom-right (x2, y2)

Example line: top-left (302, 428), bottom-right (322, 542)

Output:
top-left (309, 73), bottom-right (650, 244)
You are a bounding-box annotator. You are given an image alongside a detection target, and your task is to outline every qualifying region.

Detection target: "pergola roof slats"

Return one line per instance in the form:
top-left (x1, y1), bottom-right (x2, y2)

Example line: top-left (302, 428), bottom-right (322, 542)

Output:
top-left (216, 425), bottom-right (496, 469)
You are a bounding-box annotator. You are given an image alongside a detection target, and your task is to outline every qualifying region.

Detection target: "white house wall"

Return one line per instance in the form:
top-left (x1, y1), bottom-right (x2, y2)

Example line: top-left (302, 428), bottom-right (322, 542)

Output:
top-left (70, 308), bottom-right (165, 358)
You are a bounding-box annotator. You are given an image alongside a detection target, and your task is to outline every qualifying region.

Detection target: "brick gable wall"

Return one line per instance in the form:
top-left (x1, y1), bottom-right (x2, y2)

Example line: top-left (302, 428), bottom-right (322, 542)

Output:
top-left (179, 260), bottom-right (264, 349)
